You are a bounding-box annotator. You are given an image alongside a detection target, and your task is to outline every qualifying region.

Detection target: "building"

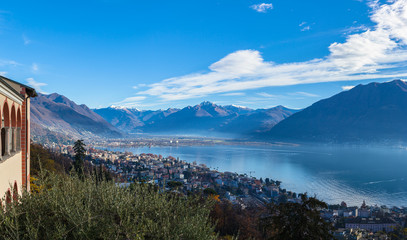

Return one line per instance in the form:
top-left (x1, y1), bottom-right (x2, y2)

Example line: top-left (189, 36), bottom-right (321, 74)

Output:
top-left (0, 76), bottom-right (36, 200)
top-left (356, 200), bottom-right (371, 217)
top-left (345, 217), bottom-right (397, 233)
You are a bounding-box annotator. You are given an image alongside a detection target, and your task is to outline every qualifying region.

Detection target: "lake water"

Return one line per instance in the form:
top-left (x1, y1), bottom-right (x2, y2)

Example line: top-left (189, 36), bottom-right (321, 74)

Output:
top-left (107, 144), bottom-right (407, 207)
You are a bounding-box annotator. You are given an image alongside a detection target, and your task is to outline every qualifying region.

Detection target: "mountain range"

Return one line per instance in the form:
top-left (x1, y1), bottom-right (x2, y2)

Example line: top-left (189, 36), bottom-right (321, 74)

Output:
top-left (94, 101), bottom-right (298, 137)
top-left (265, 80), bottom-right (407, 143)
top-left (30, 79), bottom-right (407, 144)
top-left (31, 93), bottom-right (122, 142)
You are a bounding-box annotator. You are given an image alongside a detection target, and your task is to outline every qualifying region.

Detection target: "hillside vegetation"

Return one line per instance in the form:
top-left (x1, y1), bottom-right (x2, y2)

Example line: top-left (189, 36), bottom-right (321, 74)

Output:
top-left (0, 171), bottom-right (216, 239)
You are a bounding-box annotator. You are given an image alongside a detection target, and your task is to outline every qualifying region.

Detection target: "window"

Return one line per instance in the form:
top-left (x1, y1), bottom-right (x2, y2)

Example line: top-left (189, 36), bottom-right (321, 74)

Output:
top-left (0, 103), bottom-right (22, 158)
top-left (2, 102), bottom-right (9, 157)
top-left (11, 105), bottom-right (16, 153)
top-left (1, 128), bottom-right (5, 157)
top-left (17, 108), bottom-right (21, 151)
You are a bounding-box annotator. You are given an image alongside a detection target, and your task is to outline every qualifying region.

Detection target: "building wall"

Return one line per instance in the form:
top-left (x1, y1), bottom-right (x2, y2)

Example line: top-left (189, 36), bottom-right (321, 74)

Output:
top-left (0, 81), bottom-right (27, 198)
top-left (24, 97), bottom-right (30, 192)
top-left (0, 152), bottom-right (22, 196)
top-left (345, 223), bottom-right (397, 232)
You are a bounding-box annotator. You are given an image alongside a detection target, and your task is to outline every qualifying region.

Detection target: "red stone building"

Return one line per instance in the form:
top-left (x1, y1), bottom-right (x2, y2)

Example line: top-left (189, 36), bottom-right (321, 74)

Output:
top-left (0, 76), bottom-right (36, 199)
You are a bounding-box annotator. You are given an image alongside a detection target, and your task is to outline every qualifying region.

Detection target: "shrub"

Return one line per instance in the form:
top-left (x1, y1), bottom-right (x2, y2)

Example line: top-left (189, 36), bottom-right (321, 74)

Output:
top-left (0, 171), bottom-right (216, 240)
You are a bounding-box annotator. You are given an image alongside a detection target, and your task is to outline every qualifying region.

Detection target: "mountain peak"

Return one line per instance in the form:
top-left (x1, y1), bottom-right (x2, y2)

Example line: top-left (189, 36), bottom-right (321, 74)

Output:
top-left (270, 105), bottom-right (295, 111)
top-left (108, 105), bottom-right (142, 111)
top-left (230, 104), bottom-right (250, 109)
top-left (109, 105), bottom-right (127, 110)
top-left (267, 79), bottom-right (407, 143)
top-left (386, 79), bottom-right (406, 83)
top-left (199, 101), bottom-right (216, 106)
top-left (386, 79), bottom-right (407, 89)
top-left (31, 93), bottom-right (122, 141)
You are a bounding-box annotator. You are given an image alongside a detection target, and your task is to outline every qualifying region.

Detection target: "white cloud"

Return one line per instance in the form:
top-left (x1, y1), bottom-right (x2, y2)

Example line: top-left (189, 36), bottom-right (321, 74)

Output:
top-left (125, 0), bottom-right (407, 104)
top-left (299, 22), bottom-right (311, 31)
top-left (221, 92), bottom-right (246, 96)
top-left (26, 78), bottom-right (47, 93)
top-left (22, 34), bottom-right (31, 45)
top-left (119, 96), bottom-right (146, 103)
top-left (133, 83), bottom-right (147, 89)
top-left (0, 71), bottom-right (6, 76)
top-left (291, 92), bottom-right (320, 97)
top-left (257, 92), bottom-right (277, 98)
top-left (343, 25), bottom-right (369, 34)
top-left (0, 60), bottom-right (19, 67)
top-left (342, 85), bottom-right (355, 90)
top-left (251, 3), bottom-right (273, 13)
top-left (31, 63), bottom-right (38, 72)
top-left (112, 96), bottom-right (147, 107)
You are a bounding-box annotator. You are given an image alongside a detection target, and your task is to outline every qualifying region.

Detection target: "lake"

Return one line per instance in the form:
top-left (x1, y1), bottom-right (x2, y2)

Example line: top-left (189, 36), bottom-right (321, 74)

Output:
top-left (106, 144), bottom-right (407, 207)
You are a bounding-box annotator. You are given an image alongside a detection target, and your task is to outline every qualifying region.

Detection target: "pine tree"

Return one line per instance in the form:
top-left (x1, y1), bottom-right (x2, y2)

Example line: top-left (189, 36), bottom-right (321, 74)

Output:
top-left (73, 140), bottom-right (86, 178)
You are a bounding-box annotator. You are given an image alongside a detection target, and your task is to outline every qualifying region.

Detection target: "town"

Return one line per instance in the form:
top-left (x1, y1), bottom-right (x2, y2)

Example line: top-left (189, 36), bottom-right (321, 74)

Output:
top-left (44, 142), bottom-right (407, 239)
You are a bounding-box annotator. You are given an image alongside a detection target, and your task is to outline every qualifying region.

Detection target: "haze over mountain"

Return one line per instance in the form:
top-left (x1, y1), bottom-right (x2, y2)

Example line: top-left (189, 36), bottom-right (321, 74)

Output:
top-left (32, 80), bottom-right (407, 143)
top-left (265, 80), bottom-right (407, 143)
top-left (31, 93), bottom-right (122, 142)
top-left (94, 101), bottom-right (298, 137)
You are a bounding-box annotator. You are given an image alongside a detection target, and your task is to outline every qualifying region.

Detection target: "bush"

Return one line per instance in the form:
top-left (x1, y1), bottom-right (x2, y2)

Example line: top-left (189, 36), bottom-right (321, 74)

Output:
top-left (0, 171), bottom-right (216, 240)
top-left (30, 143), bottom-right (71, 175)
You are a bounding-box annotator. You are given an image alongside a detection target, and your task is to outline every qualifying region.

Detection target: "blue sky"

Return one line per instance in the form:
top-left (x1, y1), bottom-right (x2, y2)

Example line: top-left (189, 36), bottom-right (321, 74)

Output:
top-left (1, 0), bottom-right (407, 110)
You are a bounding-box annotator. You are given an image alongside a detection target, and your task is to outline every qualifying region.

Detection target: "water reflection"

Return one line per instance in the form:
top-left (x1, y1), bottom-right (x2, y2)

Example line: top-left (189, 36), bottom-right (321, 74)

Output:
top-left (108, 144), bottom-right (407, 207)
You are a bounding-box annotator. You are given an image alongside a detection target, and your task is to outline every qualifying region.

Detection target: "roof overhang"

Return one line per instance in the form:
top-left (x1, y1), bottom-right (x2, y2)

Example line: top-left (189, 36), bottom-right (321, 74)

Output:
top-left (0, 76), bottom-right (38, 98)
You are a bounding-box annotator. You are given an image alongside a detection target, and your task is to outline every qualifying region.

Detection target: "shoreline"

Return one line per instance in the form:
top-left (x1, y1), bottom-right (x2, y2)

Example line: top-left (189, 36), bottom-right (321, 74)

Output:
top-left (89, 144), bottom-right (406, 208)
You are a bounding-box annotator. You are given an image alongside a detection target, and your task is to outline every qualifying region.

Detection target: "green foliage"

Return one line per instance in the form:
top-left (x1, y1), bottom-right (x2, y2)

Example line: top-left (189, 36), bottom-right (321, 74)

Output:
top-left (73, 140), bottom-right (86, 178)
top-left (389, 226), bottom-right (407, 239)
top-left (0, 171), bottom-right (216, 240)
top-left (30, 143), bottom-right (71, 175)
top-left (203, 188), bottom-right (218, 196)
top-left (167, 181), bottom-right (183, 189)
top-left (94, 164), bottom-right (113, 183)
top-left (260, 194), bottom-right (333, 240)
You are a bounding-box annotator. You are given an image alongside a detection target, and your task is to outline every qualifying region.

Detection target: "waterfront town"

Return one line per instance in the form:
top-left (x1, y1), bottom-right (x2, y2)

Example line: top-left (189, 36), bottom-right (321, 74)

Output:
top-left (44, 142), bottom-right (407, 239)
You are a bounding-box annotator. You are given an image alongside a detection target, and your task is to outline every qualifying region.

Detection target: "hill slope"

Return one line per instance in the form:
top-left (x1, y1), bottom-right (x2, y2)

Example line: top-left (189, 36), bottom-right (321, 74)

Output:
top-left (265, 80), bottom-right (407, 143)
top-left (31, 93), bottom-right (122, 142)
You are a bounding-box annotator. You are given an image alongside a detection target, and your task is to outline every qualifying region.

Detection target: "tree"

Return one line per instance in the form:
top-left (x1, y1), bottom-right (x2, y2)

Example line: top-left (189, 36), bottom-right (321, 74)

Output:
top-left (261, 194), bottom-right (333, 240)
top-left (30, 143), bottom-right (71, 176)
top-left (167, 181), bottom-right (183, 190)
top-left (210, 200), bottom-right (263, 239)
top-left (390, 225), bottom-right (407, 239)
top-left (203, 188), bottom-right (217, 196)
top-left (278, 194), bottom-right (287, 203)
top-left (73, 140), bottom-right (86, 178)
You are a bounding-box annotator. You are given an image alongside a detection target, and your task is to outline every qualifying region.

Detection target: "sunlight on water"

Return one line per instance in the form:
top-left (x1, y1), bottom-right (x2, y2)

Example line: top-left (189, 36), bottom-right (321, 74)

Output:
top-left (108, 144), bottom-right (407, 207)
